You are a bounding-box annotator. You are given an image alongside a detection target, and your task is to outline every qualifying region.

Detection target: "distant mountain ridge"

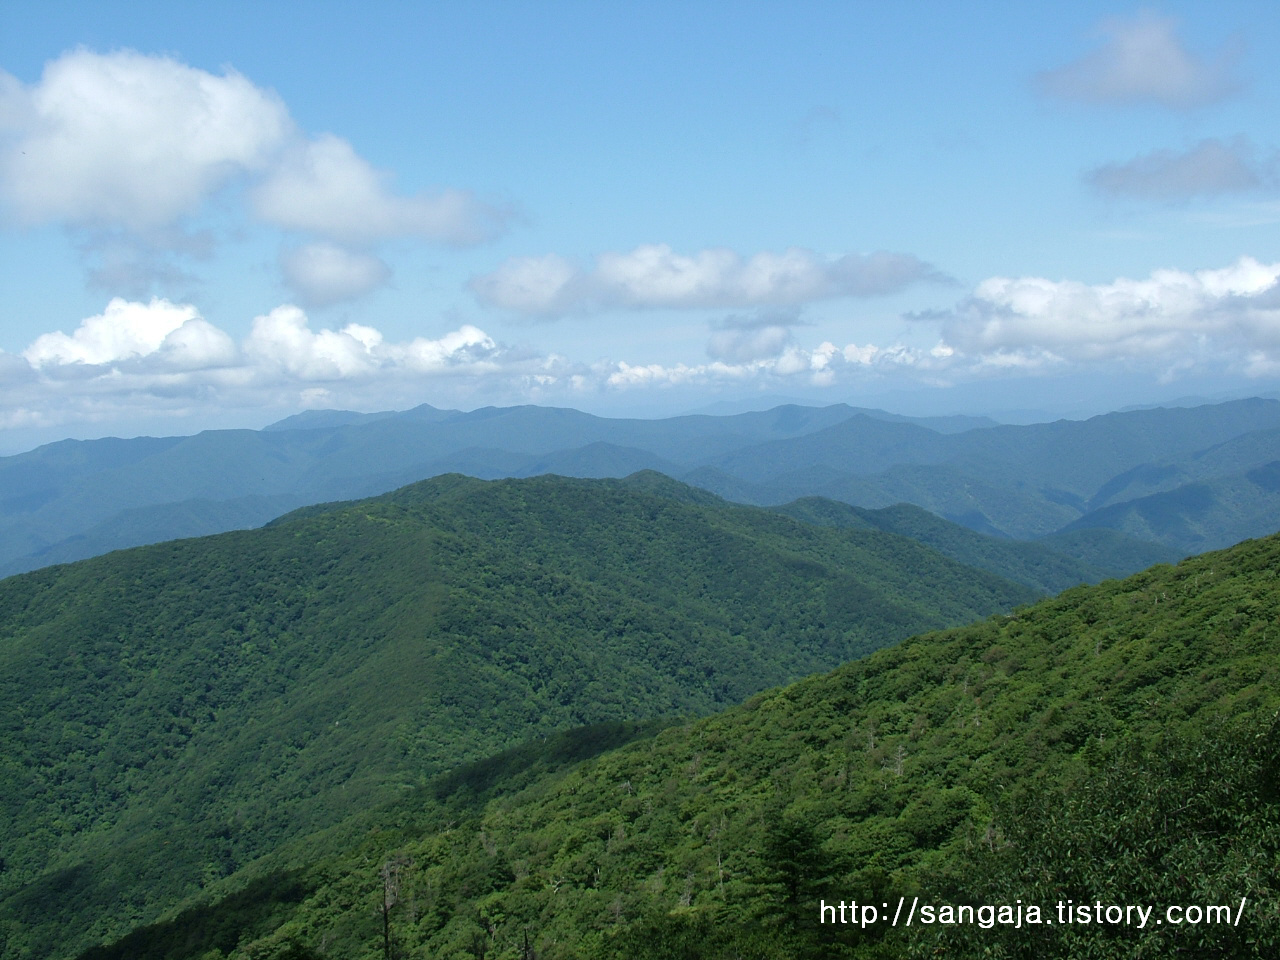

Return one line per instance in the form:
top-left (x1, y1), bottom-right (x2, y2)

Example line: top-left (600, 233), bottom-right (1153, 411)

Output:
top-left (1, 398), bottom-right (1277, 577)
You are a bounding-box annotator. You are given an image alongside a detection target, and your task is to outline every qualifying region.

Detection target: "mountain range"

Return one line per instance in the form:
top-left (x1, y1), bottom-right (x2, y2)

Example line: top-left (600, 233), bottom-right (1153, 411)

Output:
top-left (3, 398), bottom-right (1278, 578)
top-left (4, 398), bottom-right (1279, 959)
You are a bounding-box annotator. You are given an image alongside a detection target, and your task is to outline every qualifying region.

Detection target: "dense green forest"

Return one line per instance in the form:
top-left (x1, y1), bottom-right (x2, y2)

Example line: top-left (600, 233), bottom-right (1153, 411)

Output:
top-left (40, 525), bottom-right (1280, 960)
top-left (770, 497), bottom-right (1177, 592)
top-left (0, 473), bottom-right (1036, 960)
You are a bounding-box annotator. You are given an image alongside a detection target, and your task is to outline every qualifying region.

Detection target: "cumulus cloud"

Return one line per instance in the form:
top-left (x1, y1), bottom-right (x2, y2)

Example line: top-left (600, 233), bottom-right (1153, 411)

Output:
top-left (242, 306), bottom-right (503, 380)
top-left (18, 258), bottom-right (1280, 433)
top-left (24, 297), bottom-right (234, 369)
top-left (0, 49), bottom-right (509, 302)
top-left (705, 309), bottom-right (806, 363)
top-left (4, 293), bottom-right (950, 431)
top-left (15, 300), bottom-right (510, 384)
top-left (252, 134), bottom-right (510, 246)
top-left (471, 244), bottom-right (943, 316)
top-left (1039, 11), bottom-right (1239, 109)
top-left (158, 312), bottom-right (240, 370)
top-left (468, 253), bottom-right (581, 314)
top-left (280, 243), bottom-right (392, 307)
top-left (4, 298), bottom-right (530, 430)
top-left (707, 324), bottom-right (793, 363)
top-left (604, 339), bottom-right (927, 392)
top-left (244, 306), bottom-right (385, 380)
top-left (928, 257), bottom-right (1280, 369)
top-left (1087, 138), bottom-right (1277, 201)
top-left (607, 305), bottom-right (934, 392)
top-left (0, 49), bottom-right (290, 229)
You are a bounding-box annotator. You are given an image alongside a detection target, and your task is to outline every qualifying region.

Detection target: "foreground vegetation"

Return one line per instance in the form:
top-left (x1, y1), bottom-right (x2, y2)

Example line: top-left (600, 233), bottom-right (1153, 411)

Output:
top-left (70, 531), bottom-right (1280, 959)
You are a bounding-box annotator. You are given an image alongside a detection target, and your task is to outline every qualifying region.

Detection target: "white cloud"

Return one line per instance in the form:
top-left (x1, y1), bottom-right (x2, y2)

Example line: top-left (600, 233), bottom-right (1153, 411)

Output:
top-left (7, 300), bottom-right (512, 424)
top-left (0, 49), bottom-right (508, 302)
top-left (280, 243), bottom-right (392, 307)
top-left (240, 307), bottom-right (502, 381)
top-left (606, 360), bottom-right (748, 388)
top-left (395, 325), bottom-right (501, 373)
top-left (602, 338), bottom-right (926, 391)
top-left (76, 228), bottom-right (213, 297)
top-left (253, 134), bottom-right (510, 246)
top-left (17, 258), bottom-right (1280, 434)
top-left (23, 297), bottom-right (233, 368)
top-left (158, 314), bottom-right (240, 370)
top-left (467, 253), bottom-right (583, 314)
top-left (0, 50), bottom-right (290, 229)
top-left (1087, 138), bottom-right (1276, 200)
top-left (929, 257), bottom-right (1280, 368)
top-left (0, 350), bottom-right (37, 387)
top-left (707, 324), bottom-right (792, 363)
top-left (1039, 12), bottom-right (1239, 109)
top-left (471, 244), bottom-right (942, 316)
top-left (244, 305), bottom-right (383, 380)
top-left (5, 295), bottom-right (944, 430)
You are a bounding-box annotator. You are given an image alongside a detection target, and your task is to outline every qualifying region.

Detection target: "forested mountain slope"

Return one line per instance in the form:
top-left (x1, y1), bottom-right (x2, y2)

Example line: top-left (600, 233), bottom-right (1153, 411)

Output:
top-left (771, 496), bottom-right (1177, 592)
top-left (82, 530), bottom-right (1280, 960)
top-left (1060, 458), bottom-right (1280, 554)
top-left (0, 473), bottom-right (1034, 960)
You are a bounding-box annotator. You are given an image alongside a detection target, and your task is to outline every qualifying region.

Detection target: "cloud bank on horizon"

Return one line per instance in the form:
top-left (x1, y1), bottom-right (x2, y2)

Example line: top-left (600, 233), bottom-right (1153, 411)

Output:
top-left (6, 252), bottom-right (1279, 431)
top-left (1, 5), bottom-right (1278, 437)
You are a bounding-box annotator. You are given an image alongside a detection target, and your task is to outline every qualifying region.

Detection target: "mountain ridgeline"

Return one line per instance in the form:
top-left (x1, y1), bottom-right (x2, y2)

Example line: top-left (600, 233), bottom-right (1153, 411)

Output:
top-left (55, 510), bottom-right (1280, 960)
top-left (2, 398), bottom-right (1277, 577)
top-left (0, 473), bottom-right (1037, 960)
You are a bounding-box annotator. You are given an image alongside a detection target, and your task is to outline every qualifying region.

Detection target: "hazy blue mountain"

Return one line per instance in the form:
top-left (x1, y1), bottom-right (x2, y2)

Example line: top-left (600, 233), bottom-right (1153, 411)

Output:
top-left (1, 493), bottom-right (306, 574)
top-left (0, 403), bottom-right (870, 573)
top-left (259, 407), bottom-right (407, 431)
top-left (1059, 460), bottom-right (1280, 554)
top-left (692, 398), bottom-right (1280, 544)
top-left (1079, 425), bottom-right (1280, 511)
top-left (2, 398), bottom-right (1278, 577)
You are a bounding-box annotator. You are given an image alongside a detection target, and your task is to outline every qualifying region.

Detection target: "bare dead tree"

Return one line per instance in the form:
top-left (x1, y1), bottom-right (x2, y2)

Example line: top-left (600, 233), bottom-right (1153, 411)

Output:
top-left (379, 854), bottom-right (412, 960)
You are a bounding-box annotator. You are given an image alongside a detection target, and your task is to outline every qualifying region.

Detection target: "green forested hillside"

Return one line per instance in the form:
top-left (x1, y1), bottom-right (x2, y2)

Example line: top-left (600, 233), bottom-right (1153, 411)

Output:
top-left (0, 473), bottom-right (1033, 960)
top-left (90, 531), bottom-right (1280, 960)
top-left (773, 497), bottom-right (1139, 592)
top-left (1061, 459), bottom-right (1280, 554)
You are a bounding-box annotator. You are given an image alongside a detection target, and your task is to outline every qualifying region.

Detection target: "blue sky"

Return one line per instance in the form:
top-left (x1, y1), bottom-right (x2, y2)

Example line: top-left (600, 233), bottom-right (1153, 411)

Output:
top-left (2, 1), bottom-right (1280, 449)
